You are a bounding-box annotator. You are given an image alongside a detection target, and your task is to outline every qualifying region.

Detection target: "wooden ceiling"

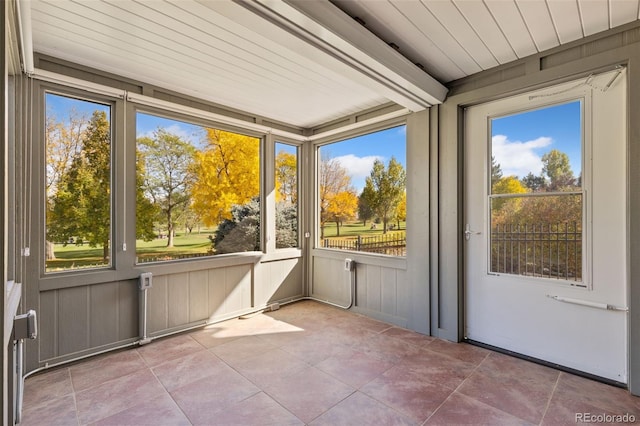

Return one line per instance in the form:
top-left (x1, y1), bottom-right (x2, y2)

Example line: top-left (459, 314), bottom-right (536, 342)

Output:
top-left (25, 0), bottom-right (640, 128)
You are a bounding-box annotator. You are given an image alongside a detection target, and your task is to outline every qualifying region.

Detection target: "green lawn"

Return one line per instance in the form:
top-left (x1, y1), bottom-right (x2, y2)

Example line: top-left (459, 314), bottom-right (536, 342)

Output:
top-left (46, 230), bottom-right (215, 271)
top-left (322, 220), bottom-right (406, 239)
top-left (46, 222), bottom-right (407, 271)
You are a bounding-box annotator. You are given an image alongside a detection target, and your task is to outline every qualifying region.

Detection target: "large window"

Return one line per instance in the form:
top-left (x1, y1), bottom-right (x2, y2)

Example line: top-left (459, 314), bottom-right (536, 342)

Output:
top-left (489, 101), bottom-right (583, 282)
top-left (317, 125), bottom-right (406, 257)
top-left (135, 113), bottom-right (261, 263)
top-left (45, 93), bottom-right (112, 272)
top-left (275, 142), bottom-right (299, 249)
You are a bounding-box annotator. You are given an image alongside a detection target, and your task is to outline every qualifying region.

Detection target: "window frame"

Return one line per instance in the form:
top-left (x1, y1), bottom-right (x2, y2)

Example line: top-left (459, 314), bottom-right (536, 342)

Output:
top-left (133, 106), bottom-right (267, 264)
top-left (274, 140), bottom-right (302, 251)
top-left (313, 119), bottom-right (408, 258)
top-left (486, 97), bottom-right (590, 288)
top-left (42, 88), bottom-right (116, 275)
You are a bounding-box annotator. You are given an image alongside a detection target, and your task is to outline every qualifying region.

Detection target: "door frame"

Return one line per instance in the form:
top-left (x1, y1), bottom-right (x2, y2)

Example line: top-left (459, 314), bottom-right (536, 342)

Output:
top-left (433, 28), bottom-right (640, 393)
top-left (462, 73), bottom-right (628, 383)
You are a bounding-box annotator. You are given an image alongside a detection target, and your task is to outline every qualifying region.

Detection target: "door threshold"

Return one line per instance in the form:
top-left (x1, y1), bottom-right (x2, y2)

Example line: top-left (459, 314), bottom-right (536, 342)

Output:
top-left (465, 339), bottom-right (627, 389)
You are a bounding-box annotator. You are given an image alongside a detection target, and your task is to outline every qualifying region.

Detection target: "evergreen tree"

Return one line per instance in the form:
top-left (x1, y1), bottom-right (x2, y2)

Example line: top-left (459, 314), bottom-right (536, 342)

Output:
top-left (48, 111), bottom-right (111, 260)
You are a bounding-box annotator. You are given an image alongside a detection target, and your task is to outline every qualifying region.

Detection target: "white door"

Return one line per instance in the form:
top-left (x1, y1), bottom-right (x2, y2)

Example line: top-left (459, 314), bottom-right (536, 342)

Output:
top-left (464, 69), bottom-right (628, 383)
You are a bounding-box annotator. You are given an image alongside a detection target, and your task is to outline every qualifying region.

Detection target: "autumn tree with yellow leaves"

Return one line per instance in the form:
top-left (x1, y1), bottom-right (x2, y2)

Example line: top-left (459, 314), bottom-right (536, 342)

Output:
top-left (190, 129), bottom-right (260, 226)
top-left (318, 154), bottom-right (354, 239)
top-left (326, 190), bottom-right (358, 236)
top-left (275, 150), bottom-right (297, 205)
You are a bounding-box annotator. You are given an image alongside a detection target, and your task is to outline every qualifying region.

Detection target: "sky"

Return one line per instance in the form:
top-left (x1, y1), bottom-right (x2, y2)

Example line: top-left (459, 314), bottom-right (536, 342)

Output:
top-left (46, 92), bottom-right (110, 121)
top-left (47, 91), bottom-right (578, 187)
top-left (319, 125), bottom-right (407, 192)
top-left (491, 100), bottom-right (582, 179)
top-left (138, 112), bottom-right (407, 193)
top-left (46, 94), bottom-right (408, 194)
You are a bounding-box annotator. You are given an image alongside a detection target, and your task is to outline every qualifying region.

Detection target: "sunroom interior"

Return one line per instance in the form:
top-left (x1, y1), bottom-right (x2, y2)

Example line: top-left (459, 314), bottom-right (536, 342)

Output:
top-left (3, 0), bottom-right (640, 424)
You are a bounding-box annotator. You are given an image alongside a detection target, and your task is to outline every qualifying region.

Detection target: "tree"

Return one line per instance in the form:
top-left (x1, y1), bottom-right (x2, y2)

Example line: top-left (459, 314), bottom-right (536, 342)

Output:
top-left (135, 148), bottom-right (159, 242)
top-left (491, 155), bottom-right (503, 188)
top-left (45, 108), bottom-right (89, 260)
top-left (48, 111), bottom-right (111, 260)
top-left (137, 128), bottom-right (195, 247)
top-left (365, 157), bottom-right (406, 233)
top-left (212, 198), bottom-right (260, 254)
top-left (326, 190), bottom-right (358, 236)
top-left (211, 197), bottom-right (297, 253)
top-left (190, 129), bottom-right (260, 226)
top-left (491, 175), bottom-right (528, 211)
top-left (275, 151), bottom-right (297, 204)
top-left (541, 149), bottom-right (575, 190)
top-left (521, 172), bottom-right (546, 192)
top-left (318, 154), bottom-right (353, 239)
top-left (395, 191), bottom-right (407, 229)
top-left (275, 202), bottom-right (298, 249)
top-left (358, 183), bottom-right (375, 227)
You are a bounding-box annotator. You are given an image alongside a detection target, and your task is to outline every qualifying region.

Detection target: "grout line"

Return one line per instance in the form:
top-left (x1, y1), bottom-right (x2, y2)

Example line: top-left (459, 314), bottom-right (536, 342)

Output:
top-left (68, 368), bottom-right (81, 426)
top-left (539, 372), bottom-right (561, 425)
top-left (421, 350), bottom-right (490, 425)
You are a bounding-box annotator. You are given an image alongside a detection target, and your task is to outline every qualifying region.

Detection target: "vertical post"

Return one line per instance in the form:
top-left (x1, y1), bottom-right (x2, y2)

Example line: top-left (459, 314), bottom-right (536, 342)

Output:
top-left (1, 1), bottom-right (9, 422)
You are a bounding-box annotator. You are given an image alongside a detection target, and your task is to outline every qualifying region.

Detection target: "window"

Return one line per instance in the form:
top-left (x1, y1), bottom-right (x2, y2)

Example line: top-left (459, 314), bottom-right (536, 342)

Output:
top-left (135, 112), bottom-right (261, 262)
top-left (317, 125), bottom-right (406, 256)
top-left (45, 93), bottom-right (112, 272)
top-left (489, 101), bottom-right (583, 282)
top-left (275, 142), bottom-right (298, 249)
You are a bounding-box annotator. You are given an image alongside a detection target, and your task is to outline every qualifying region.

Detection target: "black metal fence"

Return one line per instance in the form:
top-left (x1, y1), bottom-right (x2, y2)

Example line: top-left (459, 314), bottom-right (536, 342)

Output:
top-left (491, 222), bottom-right (582, 282)
top-left (323, 233), bottom-right (406, 256)
top-left (137, 251), bottom-right (211, 263)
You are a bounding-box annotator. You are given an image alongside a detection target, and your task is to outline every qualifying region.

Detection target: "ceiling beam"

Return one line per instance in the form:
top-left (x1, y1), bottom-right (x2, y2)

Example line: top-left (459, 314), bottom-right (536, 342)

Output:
top-left (233, 0), bottom-right (448, 110)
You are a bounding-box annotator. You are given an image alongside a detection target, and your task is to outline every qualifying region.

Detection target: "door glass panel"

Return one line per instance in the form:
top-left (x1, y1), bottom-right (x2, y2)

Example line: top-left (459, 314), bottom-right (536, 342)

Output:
top-left (489, 101), bottom-right (583, 283)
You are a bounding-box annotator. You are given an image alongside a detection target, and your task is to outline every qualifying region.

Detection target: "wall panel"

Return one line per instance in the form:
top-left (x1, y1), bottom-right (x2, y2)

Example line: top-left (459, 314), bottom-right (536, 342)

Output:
top-left (188, 270), bottom-right (209, 322)
top-left (89, 282), bottom-right (119, 347)
top-left (365, 265), bottom-right (382, 312)
top-left (167, 273), bottom-right (190, 328)
top-left (312, 253), bottom-right (408, 326)
top-left (57, 286), bottom-right (89, 356)
top-left (224, 265), bottom-right (252, 315)
top-left (255, 258), bottom-right (303, 306)
top-left (207, 268), bottom-right (226, 319)
top-left (38, 291), bottom-right (57, 361)
top-left (117, 280), bottom-right (138, 340)
top-left (381, 268), bottom-right (397, 316)
top-left (147, 275), bottom-right (168, 333)
top-left (313, 257), bottom-right (350, 306)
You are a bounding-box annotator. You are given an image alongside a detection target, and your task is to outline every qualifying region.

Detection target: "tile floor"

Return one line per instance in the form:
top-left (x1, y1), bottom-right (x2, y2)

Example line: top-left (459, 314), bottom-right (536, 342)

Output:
top-left (21, 300), bottom-right (640, 425)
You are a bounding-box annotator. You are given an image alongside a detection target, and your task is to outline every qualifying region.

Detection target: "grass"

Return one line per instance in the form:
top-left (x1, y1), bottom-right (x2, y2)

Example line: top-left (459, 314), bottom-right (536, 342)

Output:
top-left (45, 222), bottom-right (408, 271)
top-left (46, 230), bottom-right (215, 271)
top-left (322, 220), bottom-right (406, 239)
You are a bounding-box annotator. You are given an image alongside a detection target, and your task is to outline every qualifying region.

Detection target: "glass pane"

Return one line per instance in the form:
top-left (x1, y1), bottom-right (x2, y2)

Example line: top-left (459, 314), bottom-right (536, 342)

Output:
top-left (489, 101), bottom-right (583, 282)
top-left (136, 113), bottom-right (261, 262)
top-left (45, 93), bottom-right (111, 272)
top-left (490, 194), bottom-right (582, 282)
top-left (491, 101), bottom-right (582, 194)
top-left (318, 125), bottom-right (406, 257)
top-left (275, 142), bottom-right (298, 249)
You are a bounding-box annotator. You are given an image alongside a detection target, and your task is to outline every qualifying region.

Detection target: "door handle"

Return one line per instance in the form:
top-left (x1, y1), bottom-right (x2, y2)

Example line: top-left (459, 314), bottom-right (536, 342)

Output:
top-left (464, 224), bottom-right (481, 241)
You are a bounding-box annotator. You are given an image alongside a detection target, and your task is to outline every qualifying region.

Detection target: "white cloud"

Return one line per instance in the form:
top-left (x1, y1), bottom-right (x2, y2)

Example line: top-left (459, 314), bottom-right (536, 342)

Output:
top-left (333, 154), bottom-right (384, 179)
top-left (491, 135), bottom-right (552, 177)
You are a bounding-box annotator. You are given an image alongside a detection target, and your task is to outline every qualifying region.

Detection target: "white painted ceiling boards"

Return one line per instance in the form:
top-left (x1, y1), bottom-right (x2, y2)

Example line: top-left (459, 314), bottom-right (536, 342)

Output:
top-left (23, 0), bottom-right (640, 129)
